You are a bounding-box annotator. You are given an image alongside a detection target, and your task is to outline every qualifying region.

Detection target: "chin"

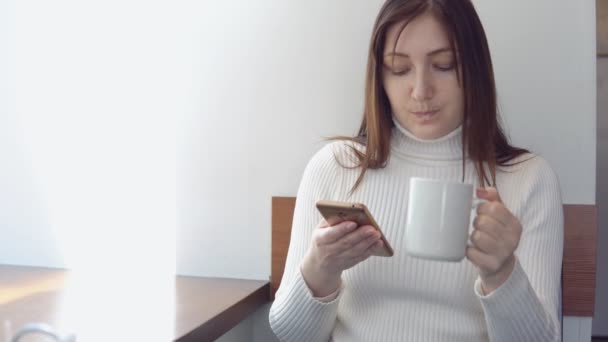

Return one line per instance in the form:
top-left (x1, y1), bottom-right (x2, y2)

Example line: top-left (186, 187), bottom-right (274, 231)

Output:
top-left (395, 112), bottom-right (461, 140)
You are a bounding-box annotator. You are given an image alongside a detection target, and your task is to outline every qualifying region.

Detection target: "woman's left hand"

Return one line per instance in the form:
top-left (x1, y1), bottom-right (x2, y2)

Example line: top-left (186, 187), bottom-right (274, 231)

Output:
top-left (466, 187), bottom-right (522, 294)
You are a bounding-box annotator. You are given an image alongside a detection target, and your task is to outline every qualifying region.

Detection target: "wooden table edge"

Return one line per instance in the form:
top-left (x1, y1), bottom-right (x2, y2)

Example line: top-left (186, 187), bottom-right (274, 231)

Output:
top-left (175, 282), bottom-right (271, 342)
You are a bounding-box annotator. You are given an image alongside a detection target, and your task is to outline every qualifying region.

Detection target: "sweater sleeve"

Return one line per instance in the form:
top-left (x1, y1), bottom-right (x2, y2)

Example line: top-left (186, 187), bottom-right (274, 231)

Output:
top-left (269, 142), bottom-right (346, 342)
top-left (474, 156), bottom-right (564, 342)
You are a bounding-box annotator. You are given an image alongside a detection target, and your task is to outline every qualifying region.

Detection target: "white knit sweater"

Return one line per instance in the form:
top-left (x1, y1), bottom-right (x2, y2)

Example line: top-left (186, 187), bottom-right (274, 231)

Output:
top-left (269, 121), bottom-right (564, 342)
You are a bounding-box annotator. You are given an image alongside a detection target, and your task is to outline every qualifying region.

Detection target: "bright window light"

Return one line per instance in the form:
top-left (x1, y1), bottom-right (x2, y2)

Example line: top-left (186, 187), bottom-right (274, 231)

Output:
top-left (10, 1), bottom-right (180, 340)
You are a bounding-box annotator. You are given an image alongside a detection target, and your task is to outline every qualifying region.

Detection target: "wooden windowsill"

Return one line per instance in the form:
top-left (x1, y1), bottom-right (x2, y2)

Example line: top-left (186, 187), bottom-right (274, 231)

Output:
top-left (0, 264), bottom-right (270, 341)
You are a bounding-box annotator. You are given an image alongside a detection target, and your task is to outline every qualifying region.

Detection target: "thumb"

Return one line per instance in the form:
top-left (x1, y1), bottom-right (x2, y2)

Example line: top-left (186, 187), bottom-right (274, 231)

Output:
top-left (476, 186), bottom-right (503, 203)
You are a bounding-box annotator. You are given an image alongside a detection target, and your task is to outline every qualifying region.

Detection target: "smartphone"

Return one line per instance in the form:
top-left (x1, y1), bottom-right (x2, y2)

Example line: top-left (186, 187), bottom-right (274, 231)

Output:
top-left (315, 200), bottom-right (394, 257)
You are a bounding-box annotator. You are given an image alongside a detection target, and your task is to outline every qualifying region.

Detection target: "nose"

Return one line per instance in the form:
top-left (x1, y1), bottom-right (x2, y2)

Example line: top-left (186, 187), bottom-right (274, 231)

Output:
top-left (410, 69), bottom-right (434, 101)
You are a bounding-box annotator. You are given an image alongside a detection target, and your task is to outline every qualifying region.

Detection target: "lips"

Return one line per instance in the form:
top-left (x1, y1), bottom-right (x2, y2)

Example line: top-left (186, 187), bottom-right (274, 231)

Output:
top-left (411, 109), bottom-right (439, 120)
top-left (411, 109), bottom-right (439, 115)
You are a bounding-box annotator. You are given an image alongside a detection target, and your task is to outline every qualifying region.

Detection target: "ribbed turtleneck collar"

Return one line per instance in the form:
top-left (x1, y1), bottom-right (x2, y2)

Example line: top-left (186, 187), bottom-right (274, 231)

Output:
top-left (390, 117), bottom-right (464, 162)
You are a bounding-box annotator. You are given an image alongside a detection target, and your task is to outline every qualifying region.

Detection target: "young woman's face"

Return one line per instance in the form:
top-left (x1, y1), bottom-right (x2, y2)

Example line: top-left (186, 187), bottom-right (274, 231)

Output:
top-left (382, 12), bottom-right (464, 140)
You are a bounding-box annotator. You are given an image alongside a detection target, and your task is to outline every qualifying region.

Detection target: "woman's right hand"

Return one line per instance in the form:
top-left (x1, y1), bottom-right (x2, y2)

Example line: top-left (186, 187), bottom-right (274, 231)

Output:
top-left (300, 219), bottom-right (383, 297)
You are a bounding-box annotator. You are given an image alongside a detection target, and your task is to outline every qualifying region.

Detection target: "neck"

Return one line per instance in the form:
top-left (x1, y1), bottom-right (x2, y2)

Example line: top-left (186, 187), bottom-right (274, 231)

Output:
top-left (390, 118), bottom-right (464, 162)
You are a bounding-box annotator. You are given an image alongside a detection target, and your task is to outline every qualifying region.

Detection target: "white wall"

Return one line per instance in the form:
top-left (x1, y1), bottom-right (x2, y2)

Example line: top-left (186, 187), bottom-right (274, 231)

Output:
top-left (177, 0), bottom-right (384, 279)
top-left (472, 0), bottom-right (597, 205)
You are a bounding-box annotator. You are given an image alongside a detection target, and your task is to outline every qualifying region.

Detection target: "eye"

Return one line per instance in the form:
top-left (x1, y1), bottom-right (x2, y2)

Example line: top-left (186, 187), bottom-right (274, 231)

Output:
top-left (383, 55), bottom-right (411, 76)
top-left (390, 68), bottom-right (411, 76)
top-left (433, 63), bottom-right (455, 72)
top-left (383, 63), bottom-right (411, 76)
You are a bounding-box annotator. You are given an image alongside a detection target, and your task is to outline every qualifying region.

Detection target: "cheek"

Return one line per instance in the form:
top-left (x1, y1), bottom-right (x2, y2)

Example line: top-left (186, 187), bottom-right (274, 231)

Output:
top-left (450, 87), bottom-right (465, 111)
top-left (383, 78), bottom-right (408, 106)
top-left (437, 78), bottom-right (464, 106)
top-left (444, 87), bottom-right (465, 121)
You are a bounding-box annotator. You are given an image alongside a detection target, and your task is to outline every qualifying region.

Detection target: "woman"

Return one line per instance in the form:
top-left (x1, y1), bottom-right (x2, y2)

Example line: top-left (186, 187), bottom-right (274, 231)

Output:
top-left (269, 0), bottom-right (563, 341)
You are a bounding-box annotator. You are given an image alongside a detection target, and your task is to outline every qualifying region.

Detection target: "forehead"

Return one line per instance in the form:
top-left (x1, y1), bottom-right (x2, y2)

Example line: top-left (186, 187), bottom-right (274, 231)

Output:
top-left (383, 12), bottom-right (452, 54)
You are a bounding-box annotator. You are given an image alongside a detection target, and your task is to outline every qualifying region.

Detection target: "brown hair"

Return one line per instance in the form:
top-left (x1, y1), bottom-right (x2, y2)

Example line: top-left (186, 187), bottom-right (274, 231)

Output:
top-left (333, 0), bottom-right (529, 193)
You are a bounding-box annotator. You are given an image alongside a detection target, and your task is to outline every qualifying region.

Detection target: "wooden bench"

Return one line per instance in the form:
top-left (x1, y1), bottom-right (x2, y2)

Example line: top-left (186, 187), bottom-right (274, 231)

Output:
top-left (270, 197), bottom-right (597, 317)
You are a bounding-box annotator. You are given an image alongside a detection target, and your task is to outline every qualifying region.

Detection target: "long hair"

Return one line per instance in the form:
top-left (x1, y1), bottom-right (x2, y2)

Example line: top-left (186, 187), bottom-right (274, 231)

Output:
top-left (334, 0), bottom-right (529, 193)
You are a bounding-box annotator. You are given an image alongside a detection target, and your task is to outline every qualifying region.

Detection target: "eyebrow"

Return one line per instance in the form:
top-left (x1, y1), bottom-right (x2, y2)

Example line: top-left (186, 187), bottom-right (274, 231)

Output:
top-left (384, 47), bottom-right (452, 58)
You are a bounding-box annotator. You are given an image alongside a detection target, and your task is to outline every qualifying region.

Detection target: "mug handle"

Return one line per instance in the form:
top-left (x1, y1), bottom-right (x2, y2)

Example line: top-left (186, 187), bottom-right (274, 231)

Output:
top-left (10, 323), bottom-right (76, 342)
top-left (471, 197), bottom-right (488, 210)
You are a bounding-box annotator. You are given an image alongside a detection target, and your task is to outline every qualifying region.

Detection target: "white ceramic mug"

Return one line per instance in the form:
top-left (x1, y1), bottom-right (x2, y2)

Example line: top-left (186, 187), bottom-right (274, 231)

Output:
top-left (405, 177), bottom-right (483, 262)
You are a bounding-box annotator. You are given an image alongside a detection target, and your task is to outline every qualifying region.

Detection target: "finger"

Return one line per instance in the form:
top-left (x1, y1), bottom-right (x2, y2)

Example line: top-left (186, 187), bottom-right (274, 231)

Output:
top-left (316, 221), bottom-right (358, 245)
top-left (465, 245), bottom-right (484, 267)
top-left (354, 240), bottom-right (382, 264)
top-left (318, 219), bottom-right (329, 228)
top-left (469, 229), bottom-right (499, 255)
top-left (466, 246), bottom-right (501, 275)
top-left (473, 214), bottom-right (504, 240)
top-left (476, 201), bottom-right (511, 227)
top-left (371, 240), bottom-right (386, 256)
top-left (341, 230), bottom-right (381, 258)
top-left (336, 225), bottom-right (378, 251)
top-left (476, 187), bottom-right (503, 204)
